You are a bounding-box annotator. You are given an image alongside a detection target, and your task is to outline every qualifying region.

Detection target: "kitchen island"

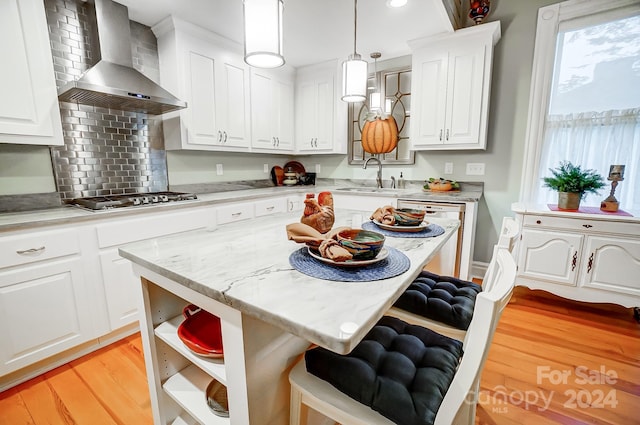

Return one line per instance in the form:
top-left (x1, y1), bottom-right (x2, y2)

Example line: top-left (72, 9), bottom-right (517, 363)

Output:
top-left (119, 209), bottom-right (459, 425)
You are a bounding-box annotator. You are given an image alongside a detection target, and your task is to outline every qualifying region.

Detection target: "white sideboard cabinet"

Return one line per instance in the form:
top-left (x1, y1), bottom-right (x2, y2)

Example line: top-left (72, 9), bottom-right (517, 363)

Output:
top-left (409, 21), bottom-right (500, 150)
top-left (153, 17), bottom-right (251, 152)
top-left (0, 0), bottom-right (64, 146)
top-left (513, 205), bottom-right (640, 311)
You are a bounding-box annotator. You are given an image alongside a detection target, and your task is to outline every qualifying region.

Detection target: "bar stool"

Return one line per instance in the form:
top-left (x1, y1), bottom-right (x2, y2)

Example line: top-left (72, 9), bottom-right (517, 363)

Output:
top-left (386, 216), bottom-right (519, 340)
top-left (289, 247), bottom-right (517, 425)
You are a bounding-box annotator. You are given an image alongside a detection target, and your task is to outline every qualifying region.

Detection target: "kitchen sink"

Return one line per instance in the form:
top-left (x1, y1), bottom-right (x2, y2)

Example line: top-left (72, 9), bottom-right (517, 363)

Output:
top-left (335, 187), bottom-right (397, 194)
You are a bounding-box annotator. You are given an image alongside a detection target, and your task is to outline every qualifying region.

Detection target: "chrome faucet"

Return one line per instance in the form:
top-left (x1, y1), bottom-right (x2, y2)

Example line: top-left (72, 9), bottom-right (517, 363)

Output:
top-left (363, 157), bottom-right (383, 189)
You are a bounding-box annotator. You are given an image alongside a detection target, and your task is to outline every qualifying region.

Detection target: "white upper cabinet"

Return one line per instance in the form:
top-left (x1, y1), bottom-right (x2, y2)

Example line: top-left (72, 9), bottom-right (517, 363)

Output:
top-left (0, 0), bottom-right (63, 146)
top-left (153, 17), bottom-right (251, 151)
top-left (295, 60), bottom-right (347, 154)
top-left (250, 68), bottom-right (295, 152)
top-left (410, 21), bottom-right (500, 150)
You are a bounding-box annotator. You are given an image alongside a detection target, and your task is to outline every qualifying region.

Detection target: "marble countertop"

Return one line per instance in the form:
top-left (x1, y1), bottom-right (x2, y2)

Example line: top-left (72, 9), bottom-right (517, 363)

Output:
top-left (119, 210), bottom-right (460, 354)
top-left (0, 181), bottom-right (481, 232)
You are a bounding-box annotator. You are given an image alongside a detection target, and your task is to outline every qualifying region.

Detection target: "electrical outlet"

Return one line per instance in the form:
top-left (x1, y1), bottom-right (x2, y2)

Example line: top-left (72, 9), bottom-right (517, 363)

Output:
top-left (263, 163), bottom-right (269, 173)
top-left (216, 164), bottom-right (223, 175)
top-left (444, 162), bottom-right (454, 175)
top-left (466, 163), bottom-right (485, 175)
top-left (315, 164), bottom-right (321, 174)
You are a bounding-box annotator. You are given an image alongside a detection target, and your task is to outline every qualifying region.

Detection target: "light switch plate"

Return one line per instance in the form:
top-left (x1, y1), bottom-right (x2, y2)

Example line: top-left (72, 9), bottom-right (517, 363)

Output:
top-left (216, 164), bottom-right (223, 175)
top-left (263, 163), bottom-right (269, 173)
top-left (315, 164), bottom-right (321, 174)
top-left (466, 163), bottom-right (485, 175)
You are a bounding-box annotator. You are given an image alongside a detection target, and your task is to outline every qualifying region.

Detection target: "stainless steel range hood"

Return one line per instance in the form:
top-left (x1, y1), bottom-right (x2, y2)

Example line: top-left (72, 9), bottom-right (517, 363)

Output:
top-left (57, 0), bottom-right (186, 115)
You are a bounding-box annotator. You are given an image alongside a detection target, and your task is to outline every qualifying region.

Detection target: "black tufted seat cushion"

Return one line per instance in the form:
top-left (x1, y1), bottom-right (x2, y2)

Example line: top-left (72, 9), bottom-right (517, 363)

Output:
top-left (393, 271), bottom-right (482, 330)
top-left (305, 316), bottom-right (463, 425)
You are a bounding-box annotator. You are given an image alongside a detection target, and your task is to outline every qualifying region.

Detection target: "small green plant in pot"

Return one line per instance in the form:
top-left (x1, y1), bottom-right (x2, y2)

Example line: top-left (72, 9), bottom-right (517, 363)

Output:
top-left (542, 161), bottom-right (605, 210)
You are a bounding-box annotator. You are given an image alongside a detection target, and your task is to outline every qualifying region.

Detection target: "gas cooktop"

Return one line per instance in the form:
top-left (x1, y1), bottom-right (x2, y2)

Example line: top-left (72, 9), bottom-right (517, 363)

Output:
top-left (70, 191), bottom-right (198, 211)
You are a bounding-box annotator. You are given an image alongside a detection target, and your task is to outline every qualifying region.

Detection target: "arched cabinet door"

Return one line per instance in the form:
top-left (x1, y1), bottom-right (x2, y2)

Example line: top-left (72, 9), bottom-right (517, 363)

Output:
top-left (517, 228), bottom-right (584, 286)
top-left (580, 236), bottom-right (640, 297)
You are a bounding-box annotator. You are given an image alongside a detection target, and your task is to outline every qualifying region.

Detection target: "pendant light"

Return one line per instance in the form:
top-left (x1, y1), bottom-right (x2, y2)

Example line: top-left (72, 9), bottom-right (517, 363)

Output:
top-left (369, 52), bottom-right (382, 112)
top-left (243, 0), bottom-right (285, 68)
top-left (341, 0), bottom-right (367, 102)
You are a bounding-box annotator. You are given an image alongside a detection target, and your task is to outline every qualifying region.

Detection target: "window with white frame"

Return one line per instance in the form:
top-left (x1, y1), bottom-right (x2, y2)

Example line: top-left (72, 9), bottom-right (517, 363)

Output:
top-left (522, 0), bottom-right (640, 211)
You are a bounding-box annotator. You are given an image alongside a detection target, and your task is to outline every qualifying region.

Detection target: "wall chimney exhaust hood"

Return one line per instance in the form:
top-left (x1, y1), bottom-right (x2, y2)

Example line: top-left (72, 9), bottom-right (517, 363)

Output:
top-left (57, 0), bottom-right (186, 115)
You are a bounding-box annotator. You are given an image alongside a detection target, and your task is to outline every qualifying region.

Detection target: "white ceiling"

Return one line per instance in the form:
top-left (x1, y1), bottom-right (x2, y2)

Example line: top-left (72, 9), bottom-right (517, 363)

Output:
top-left (117, 0), bottom-right (454, 68)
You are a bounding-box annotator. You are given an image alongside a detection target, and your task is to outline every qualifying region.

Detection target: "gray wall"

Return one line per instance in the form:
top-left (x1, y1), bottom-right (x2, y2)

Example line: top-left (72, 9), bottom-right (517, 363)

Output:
top-left (0, 0), bottom-right (562, 262)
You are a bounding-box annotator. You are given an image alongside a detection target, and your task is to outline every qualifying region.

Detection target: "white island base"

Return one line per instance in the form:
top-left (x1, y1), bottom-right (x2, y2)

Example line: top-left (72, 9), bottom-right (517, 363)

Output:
top-left (121, 211), bottom-right (460, 424)
top-left (136, 266), bottom-right (312, 425)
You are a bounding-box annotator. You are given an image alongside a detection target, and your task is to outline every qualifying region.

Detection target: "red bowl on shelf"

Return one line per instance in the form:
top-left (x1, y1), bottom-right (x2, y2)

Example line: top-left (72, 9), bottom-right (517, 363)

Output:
top-left (177, 304), bottom-right (224, 358)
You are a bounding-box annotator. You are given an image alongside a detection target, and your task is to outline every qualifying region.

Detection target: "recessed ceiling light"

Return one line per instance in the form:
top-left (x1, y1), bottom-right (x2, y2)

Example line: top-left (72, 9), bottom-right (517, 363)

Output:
top-left (387, 0), bottom-right (407, 8)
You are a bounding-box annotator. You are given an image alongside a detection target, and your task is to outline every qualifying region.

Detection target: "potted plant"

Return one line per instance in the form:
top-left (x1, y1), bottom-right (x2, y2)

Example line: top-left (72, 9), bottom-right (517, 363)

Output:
top-left (542, 161), bottom-right (605, 210)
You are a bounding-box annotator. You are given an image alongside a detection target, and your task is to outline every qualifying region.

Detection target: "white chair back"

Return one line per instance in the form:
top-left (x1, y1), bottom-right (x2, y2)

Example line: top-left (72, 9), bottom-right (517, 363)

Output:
top-left (481, 216), bottom-right (519, 292)
top-left (434, 247), bottom-right (517, 424)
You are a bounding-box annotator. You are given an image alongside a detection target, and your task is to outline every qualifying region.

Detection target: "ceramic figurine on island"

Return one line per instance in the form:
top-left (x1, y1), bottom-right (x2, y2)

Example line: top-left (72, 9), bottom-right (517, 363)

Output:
top-left (469, 0), bottom-right (491, 25)
top-left (601, 165), bottom-right (625, 212)
top-left (301, 192), bottom-right (335, 234)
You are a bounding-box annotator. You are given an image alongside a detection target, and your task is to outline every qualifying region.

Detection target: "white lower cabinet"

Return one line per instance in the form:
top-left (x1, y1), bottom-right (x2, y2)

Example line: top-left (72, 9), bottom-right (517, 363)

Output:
top-left (98, 249), bottom-right (143, 330)
top-left (254, 197), bottom-right (286, 217)
top-left (95, 207), bottom-right (216, 331)
top-left (287, 195), bottom-right (304, 213)
top-left (517, 229), bottom-right (583, 287)
top-left (0, 227), bottom-right (92, 376)
top-left (0, 194), bottom-right (309, 387)
top-left (217, 202), bottom-right (254, 225)
top-left (579, 235), bottom-right (640, 296)
top-left (514, 209), bottom-right (640, 308)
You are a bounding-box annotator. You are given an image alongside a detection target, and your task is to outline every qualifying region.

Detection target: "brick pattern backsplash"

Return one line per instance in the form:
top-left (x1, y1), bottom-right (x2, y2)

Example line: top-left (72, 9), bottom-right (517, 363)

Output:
top-left (44, 0), bottom-right (168, 200)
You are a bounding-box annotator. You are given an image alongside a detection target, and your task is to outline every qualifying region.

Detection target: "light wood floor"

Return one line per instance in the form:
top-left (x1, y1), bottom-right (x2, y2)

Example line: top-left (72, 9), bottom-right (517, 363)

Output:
top-left (0, 287), bottom-right (638, 425)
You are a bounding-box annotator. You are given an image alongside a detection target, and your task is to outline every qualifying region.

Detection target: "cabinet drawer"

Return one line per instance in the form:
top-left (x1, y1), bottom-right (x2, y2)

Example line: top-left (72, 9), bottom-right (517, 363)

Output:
top-left (254, 198), bottom-right (286, 217)
top-left (0, 228), bottom-right (80, 269)
top-left (95, 208), bottom-right (215, 248)
top-left (217, 202), bottom-right (254, 224)
top-left (522, 215), bottom-right (639, 235)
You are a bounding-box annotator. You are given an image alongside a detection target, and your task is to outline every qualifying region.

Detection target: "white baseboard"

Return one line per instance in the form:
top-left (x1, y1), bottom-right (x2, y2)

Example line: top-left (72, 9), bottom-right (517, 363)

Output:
top-left (0, 322), bottom-right (139, 392)
top-left (471, 260), bottom-right (489, 280)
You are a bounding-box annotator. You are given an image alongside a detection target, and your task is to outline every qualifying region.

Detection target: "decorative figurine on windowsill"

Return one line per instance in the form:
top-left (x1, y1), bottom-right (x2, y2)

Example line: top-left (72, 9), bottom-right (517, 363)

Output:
top-left (600, 165), bottom-right (625, 212)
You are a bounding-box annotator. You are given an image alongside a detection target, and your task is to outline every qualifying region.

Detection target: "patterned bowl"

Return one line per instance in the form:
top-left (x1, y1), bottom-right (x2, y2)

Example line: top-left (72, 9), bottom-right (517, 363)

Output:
top-left (393, 208), bottom-right (426, 226)
top-left (336, 229), bottom-right (385, 260)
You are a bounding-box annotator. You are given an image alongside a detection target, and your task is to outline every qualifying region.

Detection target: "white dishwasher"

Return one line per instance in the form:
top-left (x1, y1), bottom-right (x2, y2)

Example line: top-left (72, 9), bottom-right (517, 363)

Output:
top-left (397, 199), bottom-right (466, 278)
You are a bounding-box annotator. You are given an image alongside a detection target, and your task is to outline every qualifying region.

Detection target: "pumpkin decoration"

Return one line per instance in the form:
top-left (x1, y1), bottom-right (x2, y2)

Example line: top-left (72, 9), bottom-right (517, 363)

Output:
top-left (361, 115), bottom-right (398, 154)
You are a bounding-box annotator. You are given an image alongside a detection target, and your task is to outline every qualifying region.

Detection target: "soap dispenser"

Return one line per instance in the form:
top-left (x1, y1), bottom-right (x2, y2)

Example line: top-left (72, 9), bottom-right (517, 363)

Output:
top-left (398, 172), bottom-right (406, 189)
